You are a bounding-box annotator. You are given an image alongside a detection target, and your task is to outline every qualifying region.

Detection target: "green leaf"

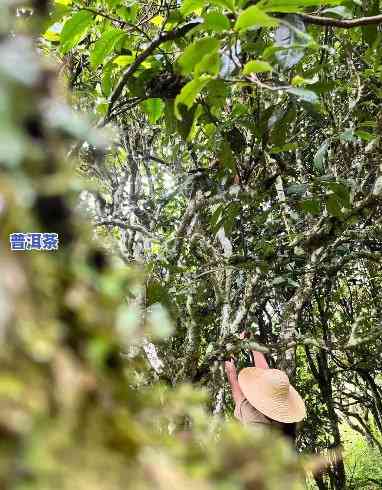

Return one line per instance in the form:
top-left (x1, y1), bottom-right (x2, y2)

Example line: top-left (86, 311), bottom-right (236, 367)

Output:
top-left (287, 278), bottom-right (299, 287)
top-left (90, 28), bottom-right (125, 69)
top-left (235, 6), bottom-right (278, 31)
top-left (206, 79), bottom-right (229, 109)
top-left (113, 55), bottom-right (134, 66)
top-left (362, 0), bottom-right (379, 46)
top-left (269, 105), bottom-right (296, 146)
top-left (174, 75), bottom-right (211, 119)
top-left (164, 100), bottom-right (177, 135)
top-left (272, 276), bottom-right (286, 285)
top-left (146, 280), bottom-right (173, 310)
top-left (180, 0), bottom-right (204, 16)
top-left (269, 143), bottom-right (299, 153)
top-left (218, 139), bottom-right (235, 171)
top-left (210, 204), bottom-right (225, 231)
top-left (117, 3), bottom-right (139, 23)
top-left (60, 10), bottom-right (94, 54)
top-left (309, 80), bottom-right (337, 93)
top-left (325, 182), bottom-right (350, 208)
top-left (231, 103), bottom-right (247, 118)
top-left (105, 0), bottom-right (122, 7)
top-left (354, 130), bottom-right (374, 142)
top-left (339, 129), bottom-right (355, 142)
top-left (300, 198), bottom-right (321, 215)
top-left (186, 103), bottom-right (204, 142)
top-left (286, 184), bottom-right (307, 196)
top-left (313, 140), bottom-right (329, 171)
top-left (210, 0), bottom-right (235, 11)
top-left (195, 50), bottom-right (221, 76)
top-left (141, 98), bottom-right (165, 124)
top-left (242, 59), bottom-right (272, 74)
top-left (286, 87), bottom-right (318, 103)
top-left (43, 23), bottom-right (62, 42)
top-left (326, 194), bottom-right (342, 218)
top-left (203, 12), bottom-right (230, 31)
top-left (256, 0), bottom-right (341, 13)
top-left (101, 64), bottom-right (113, 96)
top-left (223, 203), bottom-right (241, 234)
top-left (176, 104), bottom-right (199, 140)
top-left (286, 183), bottom-right (307, 196)
top-left (274, 14), bottom-right (308, 69)
top-left (178, 38), bottom-right (220, 75)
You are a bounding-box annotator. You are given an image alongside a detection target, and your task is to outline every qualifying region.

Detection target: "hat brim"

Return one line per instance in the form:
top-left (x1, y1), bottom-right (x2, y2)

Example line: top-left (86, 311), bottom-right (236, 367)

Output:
top-left (238, 367), bottom-right (306, 424)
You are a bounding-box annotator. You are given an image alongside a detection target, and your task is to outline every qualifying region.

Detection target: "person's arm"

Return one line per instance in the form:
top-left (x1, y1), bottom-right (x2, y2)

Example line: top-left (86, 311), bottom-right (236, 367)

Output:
top-left (224, 359), bottom-right (245, 405)
top-left (239, 331), bottom-right (270, 369)
top-left (252, 351), bottom-right (269, 369)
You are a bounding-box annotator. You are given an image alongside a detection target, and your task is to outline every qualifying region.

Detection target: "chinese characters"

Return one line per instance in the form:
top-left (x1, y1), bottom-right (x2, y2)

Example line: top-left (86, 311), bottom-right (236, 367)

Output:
top-left (9, 233), bottom-right (59, 251)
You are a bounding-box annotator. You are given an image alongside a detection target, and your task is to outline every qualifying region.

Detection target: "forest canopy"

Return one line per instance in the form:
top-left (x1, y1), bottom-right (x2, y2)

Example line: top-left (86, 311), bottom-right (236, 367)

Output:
top-left (1, 0), bottom-right (382, 489)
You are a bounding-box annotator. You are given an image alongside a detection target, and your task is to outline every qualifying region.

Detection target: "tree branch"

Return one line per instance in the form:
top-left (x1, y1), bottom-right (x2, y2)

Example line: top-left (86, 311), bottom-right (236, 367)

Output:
top-left (105, 21), bottom-right (201, 122)
top-left (95, 218), bottom-right (161, 240)
top-left (300, 13), bottom-right (382, 28)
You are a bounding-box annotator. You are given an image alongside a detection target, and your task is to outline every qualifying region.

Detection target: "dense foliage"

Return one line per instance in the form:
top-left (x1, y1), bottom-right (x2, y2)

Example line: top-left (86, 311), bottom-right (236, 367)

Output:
top-left (0, 2), bottom-right (314, 490)
top-left (2, 0), bottom-right (382, 488)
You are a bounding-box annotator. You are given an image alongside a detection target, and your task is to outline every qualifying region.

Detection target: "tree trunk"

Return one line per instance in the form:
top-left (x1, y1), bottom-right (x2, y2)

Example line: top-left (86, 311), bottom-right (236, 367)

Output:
top-left (317, 350), bottom-right (347, 490)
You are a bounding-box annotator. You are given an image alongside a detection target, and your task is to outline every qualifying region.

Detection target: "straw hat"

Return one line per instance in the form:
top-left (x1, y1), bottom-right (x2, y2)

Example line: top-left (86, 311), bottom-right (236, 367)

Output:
top-left (238, 367), bottom-right (306, 423)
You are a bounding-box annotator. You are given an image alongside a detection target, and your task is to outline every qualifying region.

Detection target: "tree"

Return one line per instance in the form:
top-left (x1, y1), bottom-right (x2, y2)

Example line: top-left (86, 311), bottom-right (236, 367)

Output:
top-left (42, 0), bottom-right (382, 487)
top-left (0, 2), bottom-right (314, 489)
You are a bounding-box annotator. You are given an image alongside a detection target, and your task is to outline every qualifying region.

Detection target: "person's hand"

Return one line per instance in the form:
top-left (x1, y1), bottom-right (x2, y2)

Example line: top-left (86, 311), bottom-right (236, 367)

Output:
top-left (224, 359), bottom-right (237, 380)
top-left (239, 331), bottom-right (251, 340)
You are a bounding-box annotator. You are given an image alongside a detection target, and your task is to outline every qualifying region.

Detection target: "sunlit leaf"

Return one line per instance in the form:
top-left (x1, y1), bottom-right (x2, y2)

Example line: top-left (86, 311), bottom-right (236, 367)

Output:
top-left (235, 6), bottom-right (278, 31)
top-left (141, 98), bottom-right (165, 124)
top-left (177, 38), bottom-right (220, 75)
top-left (210, 0), bottom-right (235, 11)
top-left (150, 15), bottom-right (164, 25)
top-left (354, 130), bottom-right (374, 142)
top-left (43, 21), bottom-right (63, 42)
top-left (101, 64), bottom-right (113, 96)
top-left (195, 50), bottom-right (221, 76)
top-left (243, 59), bottom-right (272, 74)
top-left (174, 75), bottom-right (211, 119)
top-left (180, 0), bottom-right (204, 16)
top-left (60, 10), bottom-right (94, 54)
top-left (113, 55), bottom-right (134, 66)
top-left (43, 29), bottom-right (61, 42)
top-left (202, 12), bottom-right (230, 31)
top-left (90, 28), bottom-right (125, 69)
